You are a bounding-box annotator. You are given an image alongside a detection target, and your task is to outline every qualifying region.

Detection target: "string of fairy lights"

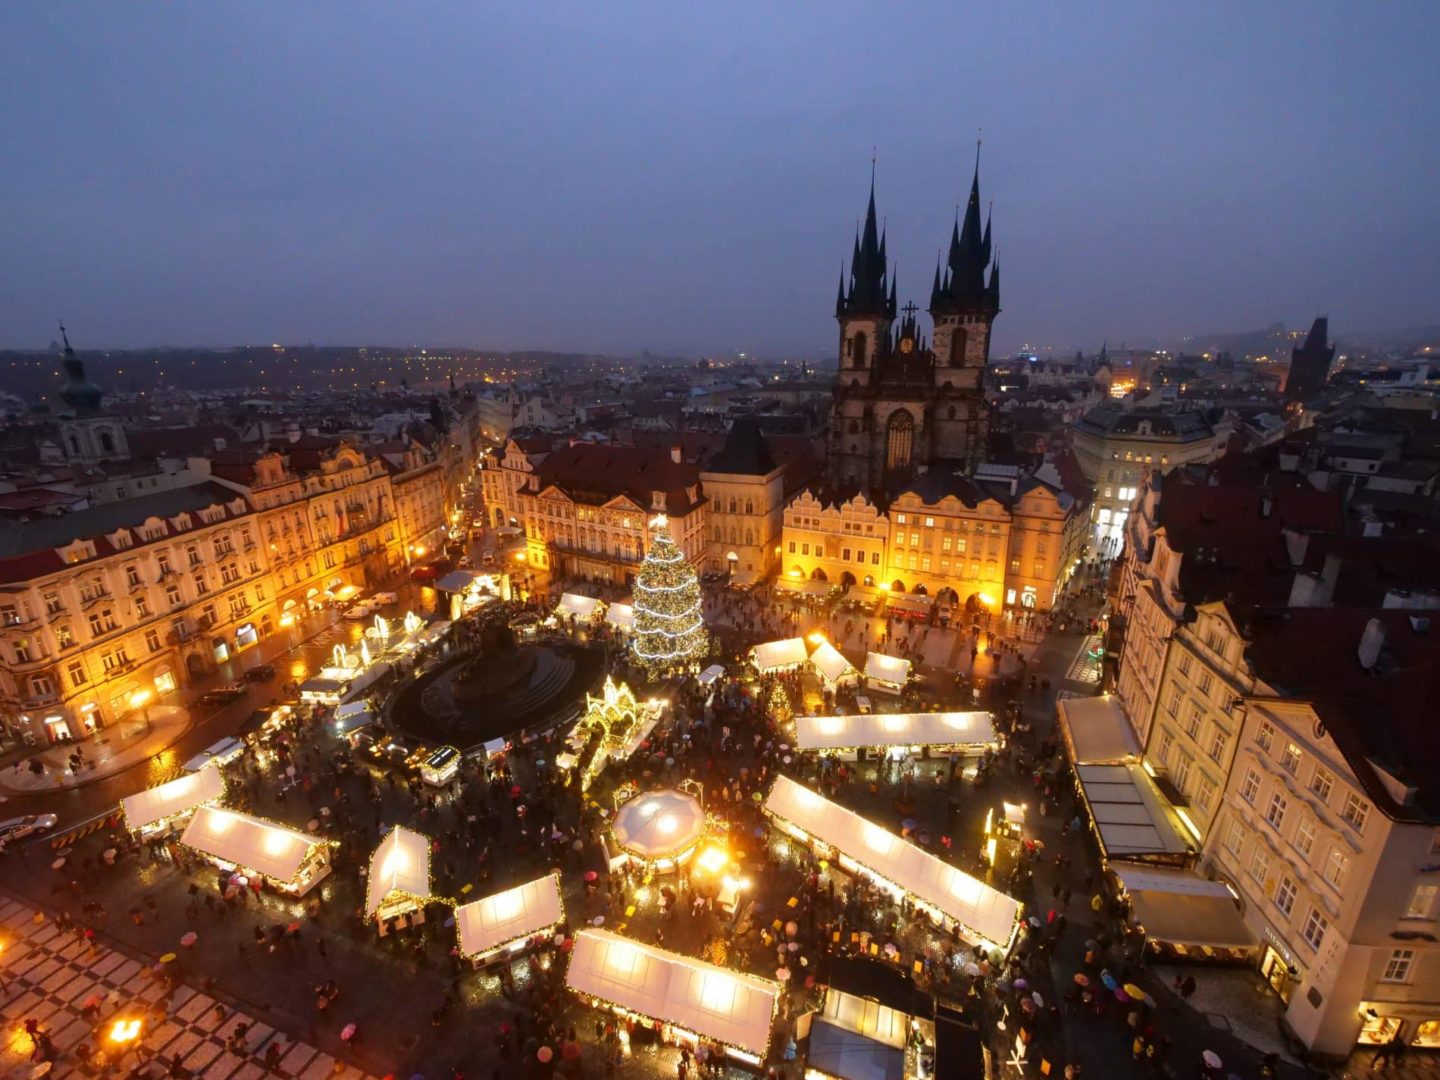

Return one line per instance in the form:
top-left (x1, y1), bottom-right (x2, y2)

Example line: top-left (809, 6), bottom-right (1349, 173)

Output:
top-left (630, 515), bottom-right (709, 676)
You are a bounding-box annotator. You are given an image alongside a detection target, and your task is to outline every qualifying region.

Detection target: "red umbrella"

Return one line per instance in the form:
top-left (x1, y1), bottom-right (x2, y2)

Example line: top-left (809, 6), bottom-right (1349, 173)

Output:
top-left (561, 1041), bottom-right (582, 1061)
top-left (584, 871), bottom-right (598, 882)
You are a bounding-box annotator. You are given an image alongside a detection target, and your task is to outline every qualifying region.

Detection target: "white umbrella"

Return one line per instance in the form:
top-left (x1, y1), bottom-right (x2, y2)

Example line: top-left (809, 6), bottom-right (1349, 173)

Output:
top-left (1202, 1050), bottom-right (1222, 1069)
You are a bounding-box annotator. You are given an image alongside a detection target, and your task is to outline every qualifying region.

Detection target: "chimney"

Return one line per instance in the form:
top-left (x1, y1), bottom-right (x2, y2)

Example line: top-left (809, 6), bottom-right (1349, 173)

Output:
top-left (1357, 618), bottom-right (1386, 671)
top-left (670, 445), bottom-right (683, 464)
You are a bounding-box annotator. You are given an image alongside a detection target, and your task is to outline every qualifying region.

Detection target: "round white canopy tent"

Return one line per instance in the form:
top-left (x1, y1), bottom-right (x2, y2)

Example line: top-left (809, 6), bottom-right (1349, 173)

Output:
top-left (612, 788), bottom-right (706, 869)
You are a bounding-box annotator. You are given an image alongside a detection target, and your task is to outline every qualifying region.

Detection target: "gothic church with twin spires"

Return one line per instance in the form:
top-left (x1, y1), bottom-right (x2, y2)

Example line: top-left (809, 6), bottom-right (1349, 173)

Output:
top-left (826, 161), bottom-right (1000, 496)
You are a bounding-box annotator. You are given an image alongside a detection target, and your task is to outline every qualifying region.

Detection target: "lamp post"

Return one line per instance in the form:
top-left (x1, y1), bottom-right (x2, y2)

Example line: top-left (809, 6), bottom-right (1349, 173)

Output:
top-left (128, 690), bottom-right (153, 735)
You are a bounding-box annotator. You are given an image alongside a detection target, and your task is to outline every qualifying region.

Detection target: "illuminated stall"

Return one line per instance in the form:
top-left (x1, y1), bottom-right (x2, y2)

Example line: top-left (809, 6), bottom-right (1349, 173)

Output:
top-left (863, 653), bottom-right (911, 695)
top-left (437, 570), bottom-right (509, 620)
top-left (605, 603), bottom-right (635, 634)
top-left (794, 711), bottom-right (995, 761)
top-left (332, 700), bottom-right (374, 737)
top-left (808, 641), bottom-right (859, 690)
top-left (180, 806), bottom-right (333, 897)
top-left (764, 776), bottom-right (1020, 953)
top-left (566, 929), bottom-right (780, 1067)
top-left (364, 825), bottom-right (433, 934)
top-left (420, 745), bottom-right (461, 787)
top-left (750, 637), bottom-right (808, 674)
top-left (455, 872), bottom-right (564, 967)
top-left (556, 592), bottom-right (606, 623)
top-left (612, 788), bottom-right (706, 872)
top-left (121, 764), bottom-right (225, 839)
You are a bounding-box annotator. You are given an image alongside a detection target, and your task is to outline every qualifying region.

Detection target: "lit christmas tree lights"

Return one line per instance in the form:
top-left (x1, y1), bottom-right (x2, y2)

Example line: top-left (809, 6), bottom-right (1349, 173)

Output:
top-left (630, 514), bottom-right (708, 678)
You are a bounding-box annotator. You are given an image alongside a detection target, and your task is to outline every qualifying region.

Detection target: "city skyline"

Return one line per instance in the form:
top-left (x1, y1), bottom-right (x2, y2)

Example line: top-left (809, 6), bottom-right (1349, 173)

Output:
top-left (3, 5), bottom-right (1439, 358)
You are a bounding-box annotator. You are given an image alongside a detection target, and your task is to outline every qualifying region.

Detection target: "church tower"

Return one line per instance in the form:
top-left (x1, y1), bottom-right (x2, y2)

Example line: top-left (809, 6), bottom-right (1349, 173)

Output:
top-left (828, 175), bottom-right (897, 489)
top-left (55, 324), bottom-right (129, 463)
top-left (928, 155), bottom-right (999, 469)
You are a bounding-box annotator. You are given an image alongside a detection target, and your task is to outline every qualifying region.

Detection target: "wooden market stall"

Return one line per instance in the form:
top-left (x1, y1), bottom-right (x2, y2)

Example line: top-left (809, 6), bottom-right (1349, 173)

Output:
top-left (794, 711), bottom-right (995, 760)
top-left (364, 825), bottom-right (433, 934)
top-left (750, 637), bottom-right (808, 674)
top-left (808, 641), bottom-right (860, 690)
top-left (863, 653), bottom-right (911, 695)
top-left (764, 776), bottom-right (1020, 953)
top-left (180, 806), bottom-right (332, 897)
top-left (121, 764), bottom-right (225, 839)
top-left (454, 872), bottom-right (565, 967)
top-left (566, 929), bottom-right (781, 1067)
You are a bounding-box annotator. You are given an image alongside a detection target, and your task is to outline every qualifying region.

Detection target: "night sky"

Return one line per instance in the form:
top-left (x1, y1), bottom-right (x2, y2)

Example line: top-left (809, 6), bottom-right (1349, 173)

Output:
top-left (3, 3), bottom-right (1437, 357)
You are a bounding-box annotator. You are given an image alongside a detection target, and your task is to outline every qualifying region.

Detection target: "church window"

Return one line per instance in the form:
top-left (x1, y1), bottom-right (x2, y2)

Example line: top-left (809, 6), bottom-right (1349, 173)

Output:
top-left (949, 327), bottom-right (968, 366)
top-left (852, 332), bottom-right (868, 369)
top-left (745, 501), bottom-right (753, 515)
top-left (885, 411), bottom-right (915, 473)
top-left (100, 431), bottom-right (115, 453)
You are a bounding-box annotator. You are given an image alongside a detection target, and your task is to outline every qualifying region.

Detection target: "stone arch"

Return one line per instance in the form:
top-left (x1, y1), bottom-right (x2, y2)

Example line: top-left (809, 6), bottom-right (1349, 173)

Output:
top-left (912, 583), bottom-right (928, 595)
top-left (937, 586), bottom-right (960, 606)
top-left (810, 567), bottom-right (828, 582)
top-left (891, 579), bottom-right (906, 592)
top-left (99, 430), bottom-right (115, 453)
top-left (840, 570), bottom-right (857, 588)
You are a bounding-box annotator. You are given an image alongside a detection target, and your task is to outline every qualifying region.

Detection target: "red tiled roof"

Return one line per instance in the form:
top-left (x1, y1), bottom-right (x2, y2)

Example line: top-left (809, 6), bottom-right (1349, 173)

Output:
top-left (530, 445), bottom-right (704, 516)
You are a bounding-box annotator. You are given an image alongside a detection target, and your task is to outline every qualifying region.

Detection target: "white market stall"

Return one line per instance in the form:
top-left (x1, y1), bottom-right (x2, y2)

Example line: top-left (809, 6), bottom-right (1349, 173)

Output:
top-left (605, 603), bottom-right (635, 632)
top-left (455, 873), bottom-right (565, 966)
top-left (298, 678), bottom-right (347, 706)
top-left (420, 745), bottom-right (461, 787)
top-left (863, 653), bottom-right (911, 695)
top-left (765, 776), bottom-right (1020, 952)
top-left (566, 929), bottom-right (781, 1066)
top-left (365, 825), bottom-right (433, 933)
top-left (750, 637), bottom-right (808, 674)
top-left (180, 806), bottom-right (332, 897)
top-left (612, 788), bottom-right (706, 871)
top-left (794, 711), bottom-right (995, 760)
top-left (808, 642), bottom-right (859, 689)
top-left (557, 593), bottom-right (605, 622)
top-left (121, 764), bottom-right (225, 838)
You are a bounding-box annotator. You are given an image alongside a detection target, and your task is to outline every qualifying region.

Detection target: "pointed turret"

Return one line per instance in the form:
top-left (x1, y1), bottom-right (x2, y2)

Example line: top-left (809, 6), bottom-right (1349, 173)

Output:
top-left (988, 254), bottom-right (1000, 308)
top-left (931, 149), bottom-right (997, 318)
top-left (982, 204), bottom-right (993, 266)
top-left (838, 171), bottom-right (893, 318)
top-left (835, 267), bottom-right (847, 317)
top-left (930, 261), bottom-right (942, 309)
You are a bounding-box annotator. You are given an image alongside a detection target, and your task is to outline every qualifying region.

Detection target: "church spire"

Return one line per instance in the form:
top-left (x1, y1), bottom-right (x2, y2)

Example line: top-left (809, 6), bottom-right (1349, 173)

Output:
top-left (838, 166), bottom-right (893, 319)
top-left (932, 142), bottom-right (997, 317)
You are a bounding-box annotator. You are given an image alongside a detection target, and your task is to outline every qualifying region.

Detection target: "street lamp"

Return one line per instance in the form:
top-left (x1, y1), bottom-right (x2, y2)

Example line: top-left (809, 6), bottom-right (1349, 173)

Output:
top-left (128, 690), bottom-right (153, 735)
top-left (107, 1017), bottom-right (143, 1066)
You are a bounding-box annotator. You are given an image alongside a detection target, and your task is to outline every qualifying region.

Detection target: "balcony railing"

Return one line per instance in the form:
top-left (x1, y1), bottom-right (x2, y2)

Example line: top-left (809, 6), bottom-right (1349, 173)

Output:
top-left (22, 691), bottom-right (60, 709)
top-left (80, 591), bottom-right (113, 610)
top-left (1, 612), bottom-right (40, 630)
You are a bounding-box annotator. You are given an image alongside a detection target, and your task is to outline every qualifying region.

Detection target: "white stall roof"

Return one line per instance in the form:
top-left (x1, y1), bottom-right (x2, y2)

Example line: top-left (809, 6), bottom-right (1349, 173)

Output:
top-left (435, 569), bottom-right (482, 593)
top-left (809, 642), bottom-right (858, 686)
top-left (886, 593), bottom-right (932, 613)
top-left (613, 789), bottom-right (705, 860)
top-left (455, 873), bottom-right (564, 958)
top-left (334, 700), bottom-right (371, 721)
top-left (364, 825), bottom-right (433, 919)
top-left (863, 653), bottom-right (911, 686)
top-left (1057, 694), bottom-right (1141, 764)
top-left (121, 764), bottom-right (225, 831)
top-left (794, 711), bottom-right (995, 753)
top-left (765, 776), bottom-right (1019, 950)
top-left (698, 664), bottom-right (726, 687)
top-left (181, 806), bottom-right (322, 883)
top-left (751, 637), bottom-right (808, 671)
top-left (557, 593), bottom-right (604, 619)
top-left (1074, 764), bottom-right (1191, 858)
top-left (1112, 865), bottom-right (1254, 950)
top-left (567, 930), bottom-right (779, 1057)
top-left (605, 602), bottom-right (635, 631)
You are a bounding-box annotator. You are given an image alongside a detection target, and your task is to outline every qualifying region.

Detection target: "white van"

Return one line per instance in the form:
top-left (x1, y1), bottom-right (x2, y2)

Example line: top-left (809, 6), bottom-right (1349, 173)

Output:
top-left (183, 737), bottom-right (245, 772)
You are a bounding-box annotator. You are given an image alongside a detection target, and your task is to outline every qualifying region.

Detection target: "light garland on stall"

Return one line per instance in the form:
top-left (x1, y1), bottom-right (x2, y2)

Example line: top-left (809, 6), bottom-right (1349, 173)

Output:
top-left (455, 872), bottom-right (568, 962)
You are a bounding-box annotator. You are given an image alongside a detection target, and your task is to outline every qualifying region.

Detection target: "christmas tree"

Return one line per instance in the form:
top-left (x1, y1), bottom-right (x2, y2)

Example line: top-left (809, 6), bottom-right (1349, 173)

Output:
top-left (766, 681), bottom-right (793, 726)
top-left (631, 514), bottom-right (708, 678)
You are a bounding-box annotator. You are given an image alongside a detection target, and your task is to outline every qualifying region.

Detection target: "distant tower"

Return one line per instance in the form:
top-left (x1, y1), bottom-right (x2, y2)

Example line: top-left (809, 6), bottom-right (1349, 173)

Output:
top-left (827, 172), bottom-right (897, 489)
top-left (927, 150), bottom-right (1000, 469)
top-left (55, 323), bottom-right (128, 463)
top-left (1284, 317), bottom-right (1335, 404)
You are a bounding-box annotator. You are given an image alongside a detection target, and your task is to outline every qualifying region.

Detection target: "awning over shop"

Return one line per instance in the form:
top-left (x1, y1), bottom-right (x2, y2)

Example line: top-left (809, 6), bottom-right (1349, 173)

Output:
top-left (335, 700), bottom-right (370, 721)
top-left (765, 777), bottom-right (1020, 950)
top-left (121, 764), bottom-right (225, 832)
top-left (776, 578), bottom-right (834, 600)
top-left (809, 641), bottom-right (859, 687)
top-left (566, 929), bottom-right (780, 1058)
top-left (1074, 764), bottom-right (1192, 861)
top-left (455, 873), bottom-right (564, 959)
top-left (557, 593), bottom-right (604, 620)
top-left (885, 594), bottom-right (931, 616)
top-left (863, 653), bottom-right (911, 688)
top-left (435, 569), bottom-right (482, 593)
top-left (751, 637), bottom-right (808, 672)
top-left (1056, 694), bottom-right (1140, 764)
top-left (605, 603), bottom-right (634, 631)
top-left (1112, 866), bottom-right (1255, 950)
top-left (808, 1018), bottom-right (904, 1080)
top-left (794, 711), bottom-right (995, 754)
top-left (364, 825), bottom-right (432, 919)
top-left (181, 806), bottom-right (324, 882)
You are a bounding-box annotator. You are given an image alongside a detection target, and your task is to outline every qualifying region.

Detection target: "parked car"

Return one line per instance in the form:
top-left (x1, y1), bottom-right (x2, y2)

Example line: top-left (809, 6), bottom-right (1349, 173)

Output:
top-left (371, 592), bottom-right (398, 605)
top-left (481, 552), bottom-right (496, 566)
top-left (410, 563), bottom-right (439, 582)
top-left (0, 813), bottom-right (59, 845)
top-left (243, 664), bottom-right (276, 683)
top-left (344, 605), bottom-right (371, 620)
top-left (198, 683), bottom-right (248, 707)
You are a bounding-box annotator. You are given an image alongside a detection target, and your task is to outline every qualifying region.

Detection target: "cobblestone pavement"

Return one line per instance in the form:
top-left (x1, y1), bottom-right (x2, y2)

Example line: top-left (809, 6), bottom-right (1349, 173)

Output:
top-left (0, 895), bottom-right (380, 1080)
top-left (0, 563), bottom-right (1390, 1080)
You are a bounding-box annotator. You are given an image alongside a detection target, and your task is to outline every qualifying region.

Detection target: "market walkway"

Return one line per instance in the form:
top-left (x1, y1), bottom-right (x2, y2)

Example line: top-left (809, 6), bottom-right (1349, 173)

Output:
top-left (0, 707), bottom-right (191, 796)
top-left (0, 893), bottom-right (383, 1080)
